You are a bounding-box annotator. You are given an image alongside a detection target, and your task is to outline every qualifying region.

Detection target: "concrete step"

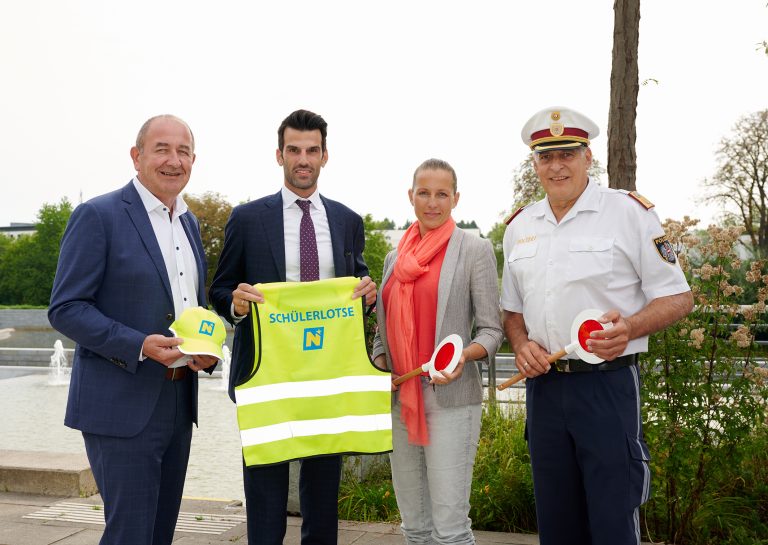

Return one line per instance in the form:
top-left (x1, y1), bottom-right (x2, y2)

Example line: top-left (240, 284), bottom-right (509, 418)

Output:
top-left (0, 450), bottom-right (97, 497)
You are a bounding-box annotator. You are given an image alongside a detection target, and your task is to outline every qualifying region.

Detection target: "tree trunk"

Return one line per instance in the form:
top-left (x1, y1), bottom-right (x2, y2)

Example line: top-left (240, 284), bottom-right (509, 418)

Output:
top-left (607, 0), bottom-right (640, 191)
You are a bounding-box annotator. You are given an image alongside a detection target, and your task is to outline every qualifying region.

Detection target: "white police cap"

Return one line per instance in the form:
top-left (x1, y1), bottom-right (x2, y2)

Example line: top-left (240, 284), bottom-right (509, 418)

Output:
top-left (521, 106), bottom-right (599, 152)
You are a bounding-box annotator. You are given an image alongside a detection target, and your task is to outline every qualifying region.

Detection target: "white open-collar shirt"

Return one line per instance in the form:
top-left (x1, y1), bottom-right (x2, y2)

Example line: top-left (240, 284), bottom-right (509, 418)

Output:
top-left (133, 178), bottom-right (199, 367)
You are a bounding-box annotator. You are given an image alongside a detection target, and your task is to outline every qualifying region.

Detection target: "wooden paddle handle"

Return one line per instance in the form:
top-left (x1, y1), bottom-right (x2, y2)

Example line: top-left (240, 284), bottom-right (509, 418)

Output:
top-left (496, 348), bottom-right (568, 391)
top-left (392, 366), bottom-right (426, 386)
top-left (496, 372), bottom-right (525, 391)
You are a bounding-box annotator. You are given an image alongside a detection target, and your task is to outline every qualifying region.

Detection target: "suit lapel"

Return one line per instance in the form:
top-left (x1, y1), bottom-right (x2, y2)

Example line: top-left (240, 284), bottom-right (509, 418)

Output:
top-left (122, 183), bottom-right (173, 302)
top-left (435, 228), bottom-right (463, 341)
top-left (263, 191), bottom-right (287, 281)
top-left (321, 195), bottom-right (347, 277)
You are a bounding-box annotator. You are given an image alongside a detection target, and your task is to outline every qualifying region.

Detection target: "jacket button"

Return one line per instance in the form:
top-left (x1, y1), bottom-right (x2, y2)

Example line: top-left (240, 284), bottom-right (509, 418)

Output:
top-left (166, 313), bottom-right (173, 321)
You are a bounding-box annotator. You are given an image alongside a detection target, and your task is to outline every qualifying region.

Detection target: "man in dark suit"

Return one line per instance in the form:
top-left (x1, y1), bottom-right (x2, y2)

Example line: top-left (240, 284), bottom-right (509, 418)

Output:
top-left (209, 109), bottom-right (376, 545)
top-left (48, 115), bottom-right (218, 545)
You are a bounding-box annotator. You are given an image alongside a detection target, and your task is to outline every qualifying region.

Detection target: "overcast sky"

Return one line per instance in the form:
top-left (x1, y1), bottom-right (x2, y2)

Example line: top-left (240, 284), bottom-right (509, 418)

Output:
top-left (2, 1), bottom-right (767, 235)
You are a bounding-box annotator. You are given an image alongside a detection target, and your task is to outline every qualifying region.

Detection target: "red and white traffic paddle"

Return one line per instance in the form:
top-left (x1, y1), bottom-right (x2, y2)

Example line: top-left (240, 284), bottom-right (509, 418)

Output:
top-left (392, 334), bottom-right (464, 386)
top-left (497, 309), bottom-right (611, 391)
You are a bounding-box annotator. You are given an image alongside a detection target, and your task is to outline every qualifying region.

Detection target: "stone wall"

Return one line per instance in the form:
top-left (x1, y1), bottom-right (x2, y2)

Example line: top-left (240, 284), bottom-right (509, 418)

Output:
top-left (0, 309), bottom-right (51, 329)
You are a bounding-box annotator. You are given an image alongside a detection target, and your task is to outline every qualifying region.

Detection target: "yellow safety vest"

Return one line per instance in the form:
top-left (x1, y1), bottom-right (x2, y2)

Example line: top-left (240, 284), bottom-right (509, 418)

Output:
top-left (235, 276), bottom-right (392, 467)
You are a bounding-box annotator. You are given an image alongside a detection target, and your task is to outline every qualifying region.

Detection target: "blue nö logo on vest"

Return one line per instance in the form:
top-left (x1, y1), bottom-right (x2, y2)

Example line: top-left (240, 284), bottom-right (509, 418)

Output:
top-left (303, 327), bottom-right (324, 351)
top-left (199, 321), bottom-right (216, 336)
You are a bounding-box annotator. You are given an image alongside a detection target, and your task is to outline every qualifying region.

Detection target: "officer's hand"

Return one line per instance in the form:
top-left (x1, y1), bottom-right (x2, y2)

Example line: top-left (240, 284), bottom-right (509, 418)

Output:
top-left (514, 340), bottom-right (551, 378)
top-left (430, 353), bottom-right (466, 386)
top-left (352, 276), bottom-right (377, 306)
top-left (233, 283), bottom-right (264, 317)
top-left (390, 373), bottom-right (400, 391)
top-left (142, 334), bottom-right (184, 366)
top-left (586, 310), bottom-right (631, 361)
top-left (188, 354), bottom-right (218, 372)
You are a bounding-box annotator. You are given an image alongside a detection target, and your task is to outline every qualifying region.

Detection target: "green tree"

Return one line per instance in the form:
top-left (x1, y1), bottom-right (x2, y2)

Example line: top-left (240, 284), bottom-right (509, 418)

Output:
top-left (368, 217), bottom-right (396, 230)
top-left (184, 191), bottom-right (233, 290)
top-left (0, 198), bottom-right (73, 305)
top-left (702, 110), bottom-right (768, 258)
top-left (362, 214), bottom-right (393, 349)
top-left (456, 220), bottom-right (478, 229)
top-left (486, 222), bottom-right (506, 277)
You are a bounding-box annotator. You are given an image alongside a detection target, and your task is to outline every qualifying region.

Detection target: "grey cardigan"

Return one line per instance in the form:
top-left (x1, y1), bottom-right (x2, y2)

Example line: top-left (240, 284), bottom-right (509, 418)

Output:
top-left (372, 228), bottom-right (504, 407)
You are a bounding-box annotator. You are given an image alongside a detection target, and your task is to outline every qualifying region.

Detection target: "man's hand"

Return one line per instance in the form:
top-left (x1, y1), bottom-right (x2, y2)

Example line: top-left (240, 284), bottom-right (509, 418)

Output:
top-left (232, 283), bottom-right (265, 317)
top-left (513, 340), bottom-right (551, 378)
top-left (142, 335), bottom-right (184, 367)
top-left (586, 310), bottom-right (631, 361)
top-left (188, 354), bottom-right (219, 372)
top-left (352, 276), bottom-right (377, 306)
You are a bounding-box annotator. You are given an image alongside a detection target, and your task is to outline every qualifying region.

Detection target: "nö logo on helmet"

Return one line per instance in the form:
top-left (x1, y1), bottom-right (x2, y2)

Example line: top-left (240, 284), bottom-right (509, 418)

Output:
top-left (199, 320), bottom-right (216, 336)
top-left (303, 327), bottom-right (324, 351)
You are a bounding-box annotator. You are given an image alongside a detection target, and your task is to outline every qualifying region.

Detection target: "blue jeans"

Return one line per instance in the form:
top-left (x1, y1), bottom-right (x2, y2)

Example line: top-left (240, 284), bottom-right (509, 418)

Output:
top-left (390, 381), bottom-right (481, 545)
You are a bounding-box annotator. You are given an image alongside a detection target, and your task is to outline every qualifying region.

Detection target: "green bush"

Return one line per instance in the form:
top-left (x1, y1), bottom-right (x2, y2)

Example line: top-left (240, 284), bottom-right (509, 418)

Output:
top-left (469, 405), bottom-right (536, 533)
top-left (641, 219), bottom-right (768, 544)
top-left (338, 457), bottom-right (399, 523)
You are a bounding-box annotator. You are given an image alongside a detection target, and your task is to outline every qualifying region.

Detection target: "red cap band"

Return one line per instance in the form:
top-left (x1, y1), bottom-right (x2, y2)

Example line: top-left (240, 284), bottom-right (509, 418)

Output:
top-left (531, 127), bottom-right (589, 141)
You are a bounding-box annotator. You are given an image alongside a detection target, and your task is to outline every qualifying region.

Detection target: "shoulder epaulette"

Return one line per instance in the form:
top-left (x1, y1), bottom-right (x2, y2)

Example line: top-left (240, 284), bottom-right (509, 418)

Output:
top-left (618, 190), bottom-right (655, 210)
top-left (504, 205), bottom-right (528, 225)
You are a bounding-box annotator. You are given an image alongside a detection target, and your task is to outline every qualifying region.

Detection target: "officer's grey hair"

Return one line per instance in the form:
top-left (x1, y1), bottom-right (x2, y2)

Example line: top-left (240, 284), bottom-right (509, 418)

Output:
top-left (412, 158), bottom-right (458, 193)
top-left (135, 114), bottom-right (195, 152)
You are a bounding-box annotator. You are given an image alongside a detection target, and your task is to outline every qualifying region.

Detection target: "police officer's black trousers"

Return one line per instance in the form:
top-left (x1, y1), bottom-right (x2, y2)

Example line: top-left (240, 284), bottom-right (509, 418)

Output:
top-left (525, 365), bottom-right (651, 545)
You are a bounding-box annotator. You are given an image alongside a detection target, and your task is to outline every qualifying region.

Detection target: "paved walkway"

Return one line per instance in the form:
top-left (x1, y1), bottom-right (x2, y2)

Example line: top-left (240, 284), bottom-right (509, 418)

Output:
top-left (0, 491), bottom-right (540, 545)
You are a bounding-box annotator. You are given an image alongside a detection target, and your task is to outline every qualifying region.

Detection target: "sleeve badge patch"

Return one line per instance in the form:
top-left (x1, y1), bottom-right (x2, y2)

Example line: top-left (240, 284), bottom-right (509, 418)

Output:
top-left (654, 235), bottom-right (677, 264)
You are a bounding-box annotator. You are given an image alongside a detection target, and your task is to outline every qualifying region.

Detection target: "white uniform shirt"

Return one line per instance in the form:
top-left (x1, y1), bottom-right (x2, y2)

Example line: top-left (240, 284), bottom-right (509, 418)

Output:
top-left (133, 178), bottom-right (199, 367)
top-left (281, 185), bottom-right (335, 281)
top-left (500, 179), bottom-right (690, 356)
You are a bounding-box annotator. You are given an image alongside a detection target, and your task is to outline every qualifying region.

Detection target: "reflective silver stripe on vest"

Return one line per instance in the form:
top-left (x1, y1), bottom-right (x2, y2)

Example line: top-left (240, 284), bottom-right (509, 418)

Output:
top-left (235, 375), bottom-right (392, 406)
top-left (240, 413), bottom-right (392, 447)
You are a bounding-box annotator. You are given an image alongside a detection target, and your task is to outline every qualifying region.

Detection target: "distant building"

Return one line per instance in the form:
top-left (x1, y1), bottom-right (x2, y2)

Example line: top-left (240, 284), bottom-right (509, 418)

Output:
top-left (0, 223), bottom-right (37, 239)
top-left (381, 228), bottom-right (482, 248)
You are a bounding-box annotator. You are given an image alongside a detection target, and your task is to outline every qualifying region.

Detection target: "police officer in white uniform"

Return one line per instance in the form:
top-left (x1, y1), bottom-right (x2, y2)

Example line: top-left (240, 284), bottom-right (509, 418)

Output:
top-left (501, 106), bottom-right (693, 545)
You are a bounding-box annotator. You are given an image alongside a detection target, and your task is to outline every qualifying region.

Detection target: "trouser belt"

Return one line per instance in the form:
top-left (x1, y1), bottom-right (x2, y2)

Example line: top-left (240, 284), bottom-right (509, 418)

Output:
top-left (165, 366), bottom-right (189, 381)
top-left (553, 353), bottom-right (638, 373)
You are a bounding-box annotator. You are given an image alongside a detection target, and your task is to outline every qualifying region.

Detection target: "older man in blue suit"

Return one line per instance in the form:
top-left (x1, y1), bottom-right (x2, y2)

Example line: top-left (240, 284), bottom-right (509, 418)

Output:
top-left (49, 115), bottom-right (218, 545)
top-left (209, 109), bottom-right (377, 545)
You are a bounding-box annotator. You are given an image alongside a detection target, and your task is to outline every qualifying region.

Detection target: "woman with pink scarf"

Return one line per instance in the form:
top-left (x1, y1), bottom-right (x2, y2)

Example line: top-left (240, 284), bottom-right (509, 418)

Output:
top-left (372, 158), bottom-right (503, 545)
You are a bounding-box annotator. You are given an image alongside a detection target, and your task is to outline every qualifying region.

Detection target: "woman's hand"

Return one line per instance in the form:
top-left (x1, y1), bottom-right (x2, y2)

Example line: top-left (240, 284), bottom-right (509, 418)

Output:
top-left (430, 353), bottom-right (466, 385)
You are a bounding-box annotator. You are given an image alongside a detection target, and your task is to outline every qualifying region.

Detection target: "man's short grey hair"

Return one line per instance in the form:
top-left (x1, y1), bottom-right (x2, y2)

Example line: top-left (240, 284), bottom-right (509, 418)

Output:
top-left (412, 158), bottom-right (458, 193)
top-left (135, 114), bottom-right (195, 152)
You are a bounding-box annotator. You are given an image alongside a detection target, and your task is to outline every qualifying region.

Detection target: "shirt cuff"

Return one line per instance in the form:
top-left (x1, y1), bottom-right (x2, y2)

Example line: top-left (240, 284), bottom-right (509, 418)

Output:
top-left (231, 303), bottom-right (244, 325)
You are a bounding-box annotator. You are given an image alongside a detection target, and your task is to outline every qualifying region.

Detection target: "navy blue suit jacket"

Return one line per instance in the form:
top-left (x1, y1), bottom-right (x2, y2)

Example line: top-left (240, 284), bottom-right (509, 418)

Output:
top-left (209, 190), bottom-right (369, 401)
top-left (49, 182), bottom-right (208, 437)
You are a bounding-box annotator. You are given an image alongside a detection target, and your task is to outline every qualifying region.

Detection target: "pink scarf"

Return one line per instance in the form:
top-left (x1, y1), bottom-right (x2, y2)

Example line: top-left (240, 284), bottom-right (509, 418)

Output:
top-left (385, 218), bottom-right (455, 445)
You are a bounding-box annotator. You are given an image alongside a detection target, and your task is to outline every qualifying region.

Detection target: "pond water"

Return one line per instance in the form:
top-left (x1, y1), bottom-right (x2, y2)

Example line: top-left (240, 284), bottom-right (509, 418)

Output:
top-left (0, 372), bottom-right (245, 502)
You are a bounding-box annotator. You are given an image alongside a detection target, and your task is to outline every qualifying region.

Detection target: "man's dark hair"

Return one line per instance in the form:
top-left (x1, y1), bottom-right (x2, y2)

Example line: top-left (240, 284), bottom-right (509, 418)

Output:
top-left (277, 109), bottom-right (328, 152)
